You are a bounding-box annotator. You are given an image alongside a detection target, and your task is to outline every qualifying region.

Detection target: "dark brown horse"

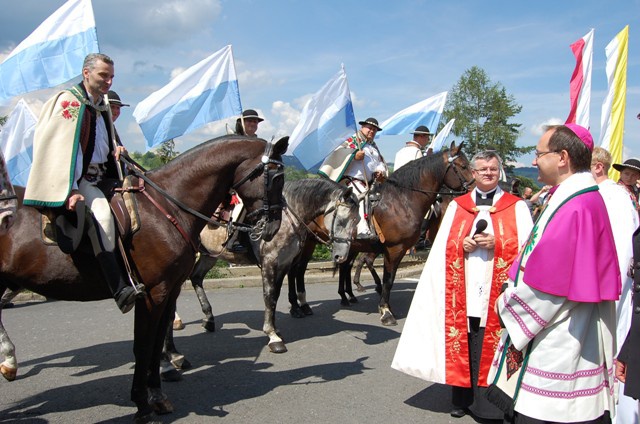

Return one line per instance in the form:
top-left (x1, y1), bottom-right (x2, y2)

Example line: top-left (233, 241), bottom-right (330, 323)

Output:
top-left (288, 142), bottom-right (473, 326)
top-left (0, 135), bottom-right (288, 422)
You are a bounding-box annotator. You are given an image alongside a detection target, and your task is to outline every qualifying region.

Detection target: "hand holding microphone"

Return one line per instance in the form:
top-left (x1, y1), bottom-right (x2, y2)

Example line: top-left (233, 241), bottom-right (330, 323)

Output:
top-left (464, 219), bottom-right (493, 252)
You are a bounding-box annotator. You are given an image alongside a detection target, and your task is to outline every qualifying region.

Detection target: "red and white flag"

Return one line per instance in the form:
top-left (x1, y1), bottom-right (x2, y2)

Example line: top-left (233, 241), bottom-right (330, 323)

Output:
top-left (565, 29), bottom-right (594, 128)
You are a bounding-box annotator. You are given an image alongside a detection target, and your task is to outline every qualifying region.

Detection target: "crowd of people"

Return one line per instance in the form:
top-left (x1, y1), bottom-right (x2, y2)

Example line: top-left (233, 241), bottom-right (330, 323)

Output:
top-left (20, 52), bottom-right (640, 423)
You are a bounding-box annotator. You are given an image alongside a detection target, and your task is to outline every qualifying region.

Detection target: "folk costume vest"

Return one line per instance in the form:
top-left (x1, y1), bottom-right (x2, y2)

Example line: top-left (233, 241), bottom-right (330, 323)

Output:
top-left (444, 191), bottom-right (520, 387)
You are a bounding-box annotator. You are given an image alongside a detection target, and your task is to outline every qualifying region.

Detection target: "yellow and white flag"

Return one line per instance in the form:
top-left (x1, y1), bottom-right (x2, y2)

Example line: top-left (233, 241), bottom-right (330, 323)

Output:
top-left (599, 25), bottom-right (629, 181)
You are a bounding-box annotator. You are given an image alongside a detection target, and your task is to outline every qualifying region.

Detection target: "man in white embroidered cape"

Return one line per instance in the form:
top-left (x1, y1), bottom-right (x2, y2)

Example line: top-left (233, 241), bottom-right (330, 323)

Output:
top-left (489, 124), bottom-right (620, 423)
top-left (591, 147), bottom-right (640, 424)
top-left (391, 150), bottom-right (532, 419)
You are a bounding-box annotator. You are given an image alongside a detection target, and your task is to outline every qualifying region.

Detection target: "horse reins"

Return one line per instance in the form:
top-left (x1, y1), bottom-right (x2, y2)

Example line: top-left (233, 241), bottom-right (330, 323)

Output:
top-left (386, 153), bottom-right (473, 196)
top-left (118, 142), bottom-right (284, 249)
top-left (283, 196), bottom-right (353, 246)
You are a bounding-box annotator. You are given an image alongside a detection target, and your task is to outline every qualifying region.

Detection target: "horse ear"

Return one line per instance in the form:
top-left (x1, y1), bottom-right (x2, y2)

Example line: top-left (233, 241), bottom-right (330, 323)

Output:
top-left (449, 140), bottom-right (458, 153)
top-left (274, 136), bottom-right (289, 156)
top-left (343, 186), bottom-right (354, 200)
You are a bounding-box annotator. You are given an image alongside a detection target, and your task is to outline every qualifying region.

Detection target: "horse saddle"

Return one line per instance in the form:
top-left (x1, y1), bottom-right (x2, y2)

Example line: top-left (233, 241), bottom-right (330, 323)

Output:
top-left (40, 202), bottom-right (90, 254)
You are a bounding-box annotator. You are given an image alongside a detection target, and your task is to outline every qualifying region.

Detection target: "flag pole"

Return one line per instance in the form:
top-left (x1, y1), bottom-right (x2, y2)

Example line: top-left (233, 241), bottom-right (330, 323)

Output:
top-left (230, 45), bottom-right (246, 135)
top-left (104, 94), bottom-right (124, 181)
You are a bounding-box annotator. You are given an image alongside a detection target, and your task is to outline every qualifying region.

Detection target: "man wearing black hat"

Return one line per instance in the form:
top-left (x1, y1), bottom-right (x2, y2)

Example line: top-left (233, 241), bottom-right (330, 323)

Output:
top-left (234, 109), bottom-right (264, 137)
top-left (393, 125), bottom-right (432, 171)
top-left (318, 117), bottom-right (388, 239)
top-left (613, 158), bottom-right (640, 212)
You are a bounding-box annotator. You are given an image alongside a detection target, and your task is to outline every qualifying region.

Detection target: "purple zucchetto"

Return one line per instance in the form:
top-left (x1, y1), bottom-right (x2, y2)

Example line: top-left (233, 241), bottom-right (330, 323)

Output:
top-left (565, 123), bottom-right (594, 151)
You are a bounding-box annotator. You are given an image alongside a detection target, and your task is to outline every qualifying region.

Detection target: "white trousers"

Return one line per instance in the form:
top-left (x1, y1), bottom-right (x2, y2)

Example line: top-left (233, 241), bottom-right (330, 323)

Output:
top-left (78, 178), bottom-right (116, 252)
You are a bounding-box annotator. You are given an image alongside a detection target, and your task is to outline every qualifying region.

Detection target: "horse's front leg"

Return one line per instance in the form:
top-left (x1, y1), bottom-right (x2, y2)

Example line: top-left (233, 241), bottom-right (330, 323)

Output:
top-left (262, 263), bottom-right (287, 353)
top-left (378, 253), bottom-right (402, 326)
top-left (0, 289), bottom-right (18, 381)
top-left (189, 254), bottom-right (217, 332)
top-left (287, 263), bottom-right (305, 318)
top-left (132, 292), bottom-right (177, 422)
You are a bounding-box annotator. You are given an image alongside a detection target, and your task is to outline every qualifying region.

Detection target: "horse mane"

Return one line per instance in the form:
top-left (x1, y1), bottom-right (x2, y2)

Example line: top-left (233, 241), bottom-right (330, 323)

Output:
top-left (144, 135), bottom-right (266, 177)
top-left (284, 178), bottom-right (345, 215)
top-left (386, 151), bottom-right (447, 189)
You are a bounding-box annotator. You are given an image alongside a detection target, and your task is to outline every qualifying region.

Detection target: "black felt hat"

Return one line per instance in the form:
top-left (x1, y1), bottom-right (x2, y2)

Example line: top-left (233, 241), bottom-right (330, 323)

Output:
top-left (358, 117), bottom-right (382, 131)
top-left (240, 109), bottom-right (264, 122)
top-left (107, 90), bottom-right (129, 107)
top-left (613, 158), bottom-right (640, 173)
top-left (411, 125), bottom-right (433, 135)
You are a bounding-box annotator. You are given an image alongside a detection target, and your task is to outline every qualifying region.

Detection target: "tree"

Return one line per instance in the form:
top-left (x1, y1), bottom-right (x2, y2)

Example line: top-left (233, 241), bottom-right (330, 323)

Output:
top-left (157, 139), bottom-right (180, 164)
top-left (0, 115), bottom-right (6, 126)
top-left (443, 66), bottom-right (534, 167)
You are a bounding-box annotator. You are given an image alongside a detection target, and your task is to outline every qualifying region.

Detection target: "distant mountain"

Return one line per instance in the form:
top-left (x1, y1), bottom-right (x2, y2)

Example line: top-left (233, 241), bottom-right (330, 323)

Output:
top-left (510, 167), bottom-right (540, 186)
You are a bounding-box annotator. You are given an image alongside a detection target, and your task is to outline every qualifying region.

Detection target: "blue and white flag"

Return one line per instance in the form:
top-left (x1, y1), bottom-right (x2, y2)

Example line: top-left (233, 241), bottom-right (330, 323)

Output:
top-left (429, 118), bottom-right (455, 153)
top-left (0, 99), bottom-right (37, 186)
top-left (289, 66), bottom-right (356, 170)
top-left (133, 45), bottom-right (242, 150)
top-left (0, 0), bottom-right (98, 103)
top-left (378, 91), bottom-right (448, 136)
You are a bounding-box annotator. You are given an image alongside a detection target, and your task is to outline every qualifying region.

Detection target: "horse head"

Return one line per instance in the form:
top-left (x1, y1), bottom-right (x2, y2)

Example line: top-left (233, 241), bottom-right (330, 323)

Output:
top-left (325, 185), bottom-right (359, 263)
top-left (232, 136), bottom-right (288, 242)
top-left (443, 140), bottom-right (474, 192)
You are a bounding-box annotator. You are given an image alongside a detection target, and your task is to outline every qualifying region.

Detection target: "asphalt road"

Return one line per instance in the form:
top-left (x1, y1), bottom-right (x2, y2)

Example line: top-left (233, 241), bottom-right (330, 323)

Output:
top-left (0, 276), bottom-right (485, 424)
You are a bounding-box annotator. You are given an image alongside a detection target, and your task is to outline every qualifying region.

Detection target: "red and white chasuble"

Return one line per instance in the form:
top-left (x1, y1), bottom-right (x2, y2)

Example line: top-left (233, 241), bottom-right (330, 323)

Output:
top-left (392, 189), bottom-right (532, 387)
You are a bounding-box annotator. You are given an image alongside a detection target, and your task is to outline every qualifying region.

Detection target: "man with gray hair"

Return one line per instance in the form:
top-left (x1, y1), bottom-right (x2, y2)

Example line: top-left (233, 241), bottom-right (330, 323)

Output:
top-left (393, 150), bottom-right (532, 420)
top-left (24, 53), bottom-right (144, 314)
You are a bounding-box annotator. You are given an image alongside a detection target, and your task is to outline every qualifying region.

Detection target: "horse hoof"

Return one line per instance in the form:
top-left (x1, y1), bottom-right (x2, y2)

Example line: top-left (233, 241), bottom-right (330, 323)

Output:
top-left (355, 284), bottom-right (366, 293)
top-left (380, 311), bottom-right (397, 326)
top-left (161, 368), bottom-right (182, 382)
top-left (172, 319), bottom-right (185, 331)
top-left (179, 358), bottom-right (192, 370)
top-left (133, 412), bottom-right (161, 424)
top-left (290, 306), bottom-right (306, 318)
top-left (268, 341), bottom-right (288, 353)
top-left (340, 299), bottom-right (351, 307)
top-left (152, 398), bottom-right (174, 415)
top-left (1, 364), bottom-right (17, 381)
top-left (300, 303), bottom-right (314, 316)
top-left (349, 297), bottom-right (358, 304)
top-left (202, 319), bottom-right (216, 332)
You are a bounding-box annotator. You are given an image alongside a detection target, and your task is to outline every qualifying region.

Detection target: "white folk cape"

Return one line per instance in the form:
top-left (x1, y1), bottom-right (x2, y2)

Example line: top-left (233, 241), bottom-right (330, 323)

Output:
top-left (391, 187), bottom-right (532, 384)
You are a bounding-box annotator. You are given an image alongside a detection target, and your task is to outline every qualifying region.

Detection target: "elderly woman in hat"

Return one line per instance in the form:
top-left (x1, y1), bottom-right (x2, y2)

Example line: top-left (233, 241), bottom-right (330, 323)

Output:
top-left (613, 158), bottom-right (640, 211)
top-left (318, 117), bottom-right (388, 240)
top-left (235, 109), bottom-right (264, 137)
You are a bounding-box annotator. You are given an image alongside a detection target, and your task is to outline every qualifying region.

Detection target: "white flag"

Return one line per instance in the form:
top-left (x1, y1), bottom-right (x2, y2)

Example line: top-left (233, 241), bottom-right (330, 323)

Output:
top-left (0, 0), bottom-right (98, 102)
top-left (378, 92), bottom-right (447, 136)
top-left (0, 99), bottom-right (37, 186)
top-left (289, 66), bottom-right (356, 170)
top-left (429, 118), bottom-right (455, 153)
top-left (133, 45), bottom-right (242, 150)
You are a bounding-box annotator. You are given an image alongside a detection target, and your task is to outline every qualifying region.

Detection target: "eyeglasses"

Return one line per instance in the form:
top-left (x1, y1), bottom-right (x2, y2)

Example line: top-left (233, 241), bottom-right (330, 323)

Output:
top-left (534, 150), bottom-right (558, 158)
top-left (473, 167), bottom-right (500, 174)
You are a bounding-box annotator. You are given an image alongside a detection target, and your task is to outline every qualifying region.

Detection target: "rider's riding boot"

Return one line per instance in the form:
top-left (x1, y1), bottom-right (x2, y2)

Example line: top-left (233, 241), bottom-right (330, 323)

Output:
top-left (96, 251), bottom-right (145, 314)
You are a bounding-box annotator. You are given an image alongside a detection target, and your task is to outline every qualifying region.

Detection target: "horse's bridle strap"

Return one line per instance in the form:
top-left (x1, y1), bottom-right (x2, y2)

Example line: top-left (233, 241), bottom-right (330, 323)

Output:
top-left (133, 178), bottom-right (199, 253)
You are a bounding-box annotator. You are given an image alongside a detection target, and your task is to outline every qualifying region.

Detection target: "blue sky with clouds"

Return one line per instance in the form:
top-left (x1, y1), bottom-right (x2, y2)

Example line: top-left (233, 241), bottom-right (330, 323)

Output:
top-left (2, 0), bottom-right (640, 167)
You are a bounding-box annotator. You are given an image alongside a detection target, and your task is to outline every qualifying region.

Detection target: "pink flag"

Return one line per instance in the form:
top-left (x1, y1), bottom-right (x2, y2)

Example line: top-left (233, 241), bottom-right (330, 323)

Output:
top-left (566, 29), bottom-right (594, 128)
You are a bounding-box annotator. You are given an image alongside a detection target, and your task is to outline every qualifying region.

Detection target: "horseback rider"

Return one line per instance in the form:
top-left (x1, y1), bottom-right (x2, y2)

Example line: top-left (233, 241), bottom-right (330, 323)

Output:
top-left (318, 117), bottom-right (388, 240)
top-left (223, 109), bottom-right (264, 252)
top-left (23, 53), bottom-right (145, 314)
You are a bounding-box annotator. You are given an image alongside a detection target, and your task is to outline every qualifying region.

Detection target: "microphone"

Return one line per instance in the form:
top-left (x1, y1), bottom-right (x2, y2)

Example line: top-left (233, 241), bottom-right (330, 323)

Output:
top-left (472, 219), bottom-right (488, 237)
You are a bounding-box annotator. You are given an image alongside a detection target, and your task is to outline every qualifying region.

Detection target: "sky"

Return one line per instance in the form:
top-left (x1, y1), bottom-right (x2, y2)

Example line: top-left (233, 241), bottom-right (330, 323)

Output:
top-left (1, 0), bottom-right (640, 168)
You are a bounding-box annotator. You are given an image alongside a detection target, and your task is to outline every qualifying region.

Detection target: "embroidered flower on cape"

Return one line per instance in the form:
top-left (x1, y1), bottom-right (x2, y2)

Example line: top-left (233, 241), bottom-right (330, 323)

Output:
top-left (60, 100), bottom-right (81, 121)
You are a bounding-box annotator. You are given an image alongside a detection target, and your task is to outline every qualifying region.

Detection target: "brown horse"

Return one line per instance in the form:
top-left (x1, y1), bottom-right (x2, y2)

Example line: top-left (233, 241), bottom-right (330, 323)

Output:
top-left (288, 142), bottom-right (473, 326)
top-left (0, 135), bottom-right (288, 422)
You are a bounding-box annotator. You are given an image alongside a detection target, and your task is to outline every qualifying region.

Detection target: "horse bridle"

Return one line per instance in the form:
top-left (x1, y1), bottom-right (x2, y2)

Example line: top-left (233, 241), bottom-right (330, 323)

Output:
top-left (386, 152), bottom-right (473, 197)
top-left (230, 141), bottom-right (285, 241)
top-left (285, 196), bottom-right (354, 247)
top-left (120, 140), bottom-right (284, 246)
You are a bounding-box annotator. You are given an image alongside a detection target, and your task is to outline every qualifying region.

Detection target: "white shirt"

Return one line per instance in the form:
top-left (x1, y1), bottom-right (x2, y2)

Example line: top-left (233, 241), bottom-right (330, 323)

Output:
top-left (394, 142), bottom-right (423, 171)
